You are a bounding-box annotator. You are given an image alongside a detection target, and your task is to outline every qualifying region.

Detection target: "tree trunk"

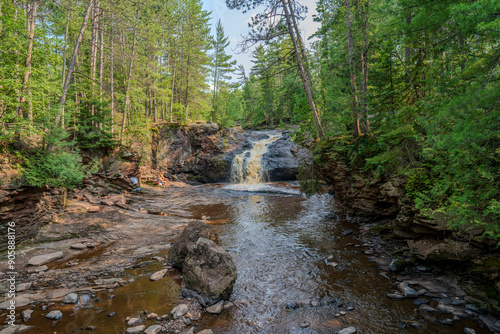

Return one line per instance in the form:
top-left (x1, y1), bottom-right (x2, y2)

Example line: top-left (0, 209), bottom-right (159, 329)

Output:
top-left (120, 27), bottom-right (137, 144)
top-left (90, 0), bottom-right (99, 125)
top-left (361, 0), bottom-right (372, 137)
top-left (110, 17), bottom-right (114, 134)
top-left (99, 9), bottom-right (104, 129)
top-left (281, 0), bottom-right (324, 138)
top-left (344, 0), bottom-right (361, 137)
top-left (54, 0), bottom-right (94, 129)
top-left (18, 0), bottom-right (38, 120)
top-left (169, 52), bottom-right (177, 123)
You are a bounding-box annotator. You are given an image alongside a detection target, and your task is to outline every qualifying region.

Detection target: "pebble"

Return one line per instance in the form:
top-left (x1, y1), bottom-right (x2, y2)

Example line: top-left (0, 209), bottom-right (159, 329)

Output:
top-left (419, 304), bottom-right (438, 313)
top-left (171, 304), bottom-right (189, 319)
top-left (125, 325), bottom-right (146, 334)
top-left (223, 301), bottom-right (234, 309)
top-left (398, 282), bottom-right (418, 298)
top-left (413, 298), bottom-right (429, 306)
top-left (70, 243), bottom-right (87, 250)
top-left (179, 328), bottom-right (194, 334)
top-left (338, 326), bottom-right (357, 334)
top-left (320, 296), bottom-right (336, 306)
top-left (63, 292), bottom-right (78, 304)
top-left (439, 318), bottom-right (454, 325)
top-left (416, 265), bottom-right (427, 272)
top-left (182, 316), bottom-right (191, 325)
top-left (144, 325), bottom-right (163, 334)
top-left (328, 262), bottom-right (339, 268)
top-left (342, 229), bottom-right (354, 236)
top-left (452, 299), bottom-right (466, 306)
top-left (198, 330), bottom-right (213, 334)
top-left (108, 312), bottom-right (116, 317)
top-left (150, 269), bottom-right (168, 281)
top-left (387, 293), bottom-right (405, 300)
top-left (146, 313), bottom-right (158, 319)
top-left (340, 311), bottom-right (346, 315)
top-left (127, 317), bottom-right (141, 326)
top-left (346, 306), bottom-right (355, 311)
top-left (463, 328), bottom-right (476, 334)
top-left (417, 289), bottom-right (427, 295)
top-left (22, 309), bottom-right (33, 322)
top-left (299, 321), bottom-right (310, 328)
top-left (311, 300), bottom-right (320, 307)
top-left (46, 310), bottom-right (63, 320)
top-left (206, 300), bottom-right (224, 314)
top-left (86, 326), bottom-right (96, 331)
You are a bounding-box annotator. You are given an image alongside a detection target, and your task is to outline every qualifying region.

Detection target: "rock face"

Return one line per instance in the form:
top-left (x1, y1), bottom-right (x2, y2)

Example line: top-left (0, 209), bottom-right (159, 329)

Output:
top-left (0, 187), bottom-right (65, 251)
top-left (151, 124), bottom-right (304, 183)
top-left (181, 237), bottom-right (237, 306)
top-left (168, 221), bottom-right (221, 268)
top-left (262, 132), bottom-right (306, 181)
top-left (152, 123), bottom-right (238, 183)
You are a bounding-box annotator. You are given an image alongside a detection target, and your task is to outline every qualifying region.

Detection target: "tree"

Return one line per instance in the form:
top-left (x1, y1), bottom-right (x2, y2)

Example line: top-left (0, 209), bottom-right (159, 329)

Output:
top-left (210, 19), bottom-right (236, 123)
top-left (226, 0), bottom-right (325, 138)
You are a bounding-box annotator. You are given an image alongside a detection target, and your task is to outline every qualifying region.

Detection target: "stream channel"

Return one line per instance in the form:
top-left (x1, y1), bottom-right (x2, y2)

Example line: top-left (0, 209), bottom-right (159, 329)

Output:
top-left (10, 132), bottom-right (491, 334)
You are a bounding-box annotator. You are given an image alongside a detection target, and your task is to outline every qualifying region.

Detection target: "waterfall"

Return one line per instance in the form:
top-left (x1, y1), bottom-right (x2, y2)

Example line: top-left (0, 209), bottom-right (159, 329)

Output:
top-left (231, 133), bottom-right (281, 184)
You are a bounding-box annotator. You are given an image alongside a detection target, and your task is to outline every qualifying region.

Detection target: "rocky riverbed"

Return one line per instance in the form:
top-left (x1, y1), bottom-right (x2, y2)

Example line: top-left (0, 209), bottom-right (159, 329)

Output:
top-left (1, 182), bottom-right (498, 333)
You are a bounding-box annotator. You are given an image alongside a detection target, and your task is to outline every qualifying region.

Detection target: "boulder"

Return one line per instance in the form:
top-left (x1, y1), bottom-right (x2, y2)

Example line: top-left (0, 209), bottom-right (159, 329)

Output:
top-left (168, 221), bottom-right (221, 268)
top-left (407, 239), bottom-right (481, 262)
top-left (398, 282), bottom-right (419, 298)
top-left (63, 292), bottom-right (78, 304)
top-left (181, 238), bottom-right (237, 306)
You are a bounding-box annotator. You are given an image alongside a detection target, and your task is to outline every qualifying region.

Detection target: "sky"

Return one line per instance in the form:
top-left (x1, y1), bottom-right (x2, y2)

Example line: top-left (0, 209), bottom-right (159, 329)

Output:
top-left (201, 0), bottom-right (320, 76)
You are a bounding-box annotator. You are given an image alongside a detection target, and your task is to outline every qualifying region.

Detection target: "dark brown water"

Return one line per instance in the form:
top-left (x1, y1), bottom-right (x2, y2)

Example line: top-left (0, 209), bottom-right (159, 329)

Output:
top-left (10, 182), bottom-right (491, 333)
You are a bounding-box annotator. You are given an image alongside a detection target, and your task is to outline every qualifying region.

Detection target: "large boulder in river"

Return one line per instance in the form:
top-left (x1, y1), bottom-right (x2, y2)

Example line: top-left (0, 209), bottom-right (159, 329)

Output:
top-left (262, 132), bottom-right (305, 181)
top-left (168, 221), bottom-right (221, 268)
top-left (181, 237), bottom-right (237, 306)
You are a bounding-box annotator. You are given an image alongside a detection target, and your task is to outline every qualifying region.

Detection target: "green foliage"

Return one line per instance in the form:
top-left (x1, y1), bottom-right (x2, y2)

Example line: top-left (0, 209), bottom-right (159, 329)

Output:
top-left (24, 150), bottom-right (97, 188)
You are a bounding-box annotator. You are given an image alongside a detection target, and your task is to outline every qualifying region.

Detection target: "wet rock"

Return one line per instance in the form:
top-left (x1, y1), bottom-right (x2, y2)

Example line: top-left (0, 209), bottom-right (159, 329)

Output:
top-left (338, 327), bottom-right (357, 334)
top-left (45, 310), bottom-right (63, 320)
top-left (27, 251), bottom-right (63, 266)
top-left (299, 321), bottom-right (310, 328)
top-left (451, 299), bottom-right (466, 306)
top-left (146, 313), bottom-right (158, 319)
top-left (463, 328), bottom-right (476, 334)
top-left (70, 243), bottom-right (87, 250)
top-left (171, 304), bottom-right (189, 319)
top-left (205, 300), bottom-right (224, 314)
top-left (387, 293), bottom-right (405, 300)
top-left (223, 301), bottom-right (234, 309)
top-left (63, 293), bottom-right (78, 304)
top-left (320, 296), bottom-right (336, 306)
top-left (398, 282), bottom-right (418, 298)
top-left (389, 259), bottom-right (407, 272)
top-left (181, 238), bottom-right (237, 306)
top-left (439, 318), bottom-right (454, 325)
top-left (436, 303), bottom-right (468, 317)
top-left (419, 304), bottom-right (438, 313)
top-left (144, 325), bottom-right (163, 334)
top-left (22, 309), bottom-right (33, 322)
top-left (127, 317), bottom-right (141, 326)
top-left (168, 221), bottom-right (221, 268)
top-left (150, 269), bottom-right (168, 281)
top-left (179, 328), bottom-right (194, 334)
top-left (407, 239), bottom-right (481, 262)
top-left (413, 298), bottom-right (429, 306)
top-left (125, 325), bottom-right (145, 334)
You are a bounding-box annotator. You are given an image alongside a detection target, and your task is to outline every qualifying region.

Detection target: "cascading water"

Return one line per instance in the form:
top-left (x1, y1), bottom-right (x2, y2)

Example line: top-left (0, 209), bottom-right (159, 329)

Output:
top-left (231, 133), bottom-right (282, 184)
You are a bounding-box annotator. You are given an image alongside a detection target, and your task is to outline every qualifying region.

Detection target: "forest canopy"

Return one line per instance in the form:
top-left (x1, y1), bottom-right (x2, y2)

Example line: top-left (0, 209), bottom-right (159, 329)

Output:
top-left (1, 0), bottom-right (499, 240)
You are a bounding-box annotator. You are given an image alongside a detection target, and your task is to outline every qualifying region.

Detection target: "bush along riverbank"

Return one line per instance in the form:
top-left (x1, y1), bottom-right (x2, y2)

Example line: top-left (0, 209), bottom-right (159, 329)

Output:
top-left (312, 135), bottom-right (500, 328)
